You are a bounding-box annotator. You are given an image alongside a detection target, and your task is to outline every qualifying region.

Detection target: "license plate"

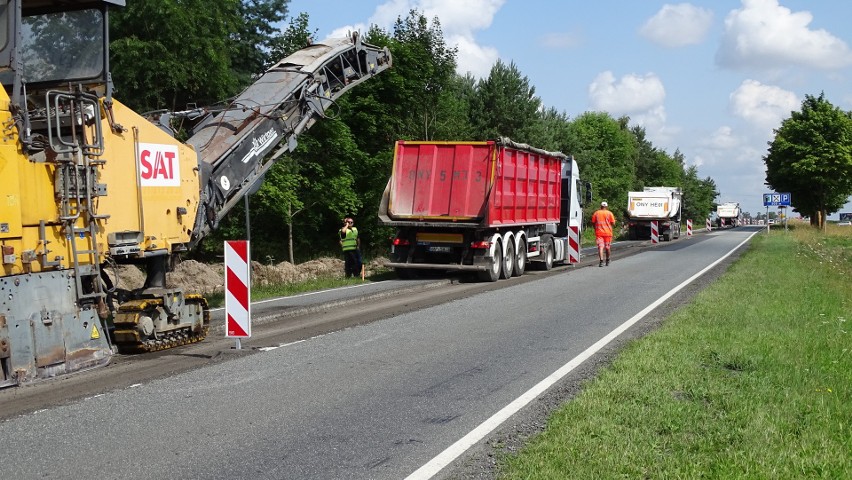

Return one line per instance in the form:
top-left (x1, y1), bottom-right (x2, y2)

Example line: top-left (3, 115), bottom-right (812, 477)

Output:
top-left (428, 246), bottom-right (452, 253)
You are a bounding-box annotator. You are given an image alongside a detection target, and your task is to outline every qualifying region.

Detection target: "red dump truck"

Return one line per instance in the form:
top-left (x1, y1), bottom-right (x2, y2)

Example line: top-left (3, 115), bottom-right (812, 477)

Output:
top-left (378, 138), bottom-right (590, 281)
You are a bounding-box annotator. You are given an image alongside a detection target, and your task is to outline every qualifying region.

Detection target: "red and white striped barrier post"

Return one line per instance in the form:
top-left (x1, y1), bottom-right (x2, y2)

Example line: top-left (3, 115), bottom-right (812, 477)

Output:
top-left (225, 240), bottom-right (251, 349)
top-left (706, 218), bottom-right (711, 232)
top-left (687, 219), bottom-right (693, 237)
top-left (720, 218), bottom-right (726, 227)
top-left (651, 220), bottom-right (659, 244)
top-left (568, 225), bottom-right (580, 263)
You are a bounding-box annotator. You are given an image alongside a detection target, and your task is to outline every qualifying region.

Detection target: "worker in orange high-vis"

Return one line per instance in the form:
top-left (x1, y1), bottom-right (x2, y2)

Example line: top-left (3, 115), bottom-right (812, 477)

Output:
top-left (591, 201), bottom-right (616, 267)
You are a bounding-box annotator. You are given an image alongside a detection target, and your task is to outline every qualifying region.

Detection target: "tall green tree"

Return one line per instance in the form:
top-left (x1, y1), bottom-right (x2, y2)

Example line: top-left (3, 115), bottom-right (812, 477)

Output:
top-left (764, 93), bottom-right (852, 227)
top-left (346, 11), bottom-right (459, 144)
top-left (267, 12), bottom-right (316, 70)
top-left (232, 0), bottom-right (290, 80)
top-left (110, 0), bottom-right (288, 113)
top-left (681, 164), bottom-right (718, 223)
top-left (631, 126), bottom-right (684, 189)
top-left (110, 0), bottom-right (240, 111)
top-left (391, 12), bottom-right (458, 140)
top-left (470, 60), bottom-right (541, 143)
top-left (526, 107), bottom-right (572, 153)
top-left (328, 12), bottom-right (468, 253)
top-left (564, 112), bottom-right (637, 220)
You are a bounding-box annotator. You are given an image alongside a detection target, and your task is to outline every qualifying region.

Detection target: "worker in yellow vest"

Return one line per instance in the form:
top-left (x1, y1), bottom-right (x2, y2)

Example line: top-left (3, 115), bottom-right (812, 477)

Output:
top-left (339, 216), bottom-right (362, 278)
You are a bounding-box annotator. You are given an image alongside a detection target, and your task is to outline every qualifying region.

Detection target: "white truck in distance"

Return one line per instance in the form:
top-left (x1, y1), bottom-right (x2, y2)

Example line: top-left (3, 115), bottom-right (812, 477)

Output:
top-left (716, 202), bottom-right (742, 228)
top-left (626, 187), bottom-right (683, 241)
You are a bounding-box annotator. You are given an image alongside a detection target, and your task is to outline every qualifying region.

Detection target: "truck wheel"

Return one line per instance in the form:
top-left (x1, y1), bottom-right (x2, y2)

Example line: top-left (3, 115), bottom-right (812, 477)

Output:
top-left (512, 240), bottom-right (527, 277)
top-left (500, 242), bottom-right (514, 279)
top-left (477, 244), bottom-right (502, 282)
top-left (628, 226), bottom-right (637, 241)
top-left (542, 239), bottom-right (554, 270)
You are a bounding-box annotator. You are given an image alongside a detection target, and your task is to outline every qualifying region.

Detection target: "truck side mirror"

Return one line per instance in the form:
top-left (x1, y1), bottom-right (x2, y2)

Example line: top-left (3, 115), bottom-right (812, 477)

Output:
top-left (584, 182), bottom-right (593, 205)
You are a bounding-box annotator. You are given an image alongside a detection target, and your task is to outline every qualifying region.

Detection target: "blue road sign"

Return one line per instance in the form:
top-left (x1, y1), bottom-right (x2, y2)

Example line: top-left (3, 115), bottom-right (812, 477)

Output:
top-left (763, 192), bottom-right (791, 207)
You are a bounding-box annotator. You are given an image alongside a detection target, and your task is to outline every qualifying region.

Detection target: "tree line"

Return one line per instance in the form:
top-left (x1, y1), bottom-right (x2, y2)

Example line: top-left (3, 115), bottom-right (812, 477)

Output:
top-left (110, 1), bottom-right (725, 263)
top-left (764, 93), bottom-right (852, 228)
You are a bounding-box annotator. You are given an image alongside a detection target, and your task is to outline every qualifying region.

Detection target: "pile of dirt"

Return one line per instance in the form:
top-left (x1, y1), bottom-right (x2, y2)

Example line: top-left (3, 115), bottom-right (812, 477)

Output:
top-left (104, 256), bottom-right (387, 295)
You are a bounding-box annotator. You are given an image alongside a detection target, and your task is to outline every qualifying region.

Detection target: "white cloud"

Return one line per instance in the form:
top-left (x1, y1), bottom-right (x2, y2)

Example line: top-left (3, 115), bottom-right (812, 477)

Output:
top-left (729, 79), bottom-right (799, 131)
top-left (449, 35), bottom-right (500, 78)
top-left (419, 0), bottom-right (505, 34)
top-left (588, 71), bottom-right (677, 148)
top-left (703, 126), bottom-right (741, 150)
top-left (717, 0), bottom-right (852, 70)
top-left (371, 0), bottom-right (414, 27)
top-left (334, 0), bottom-right (504, 78)
top-left (588, 71), bottom-right (666, 113)
top-left (640, 3), bottom-right (714, 48)
top-left (633, 106), bottom-right (679, 144)
top-left (327, 24), bottom-right (367, 41)
top-left (420, 0), bottom-right (504, 77)
top-left (687, 139), bottom-right (769, 214)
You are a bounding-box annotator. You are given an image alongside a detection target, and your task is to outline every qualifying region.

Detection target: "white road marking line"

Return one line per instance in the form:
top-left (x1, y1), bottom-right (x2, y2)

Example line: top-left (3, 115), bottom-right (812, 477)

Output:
top-left (258, 339), bottom-right (307, 352)
top-left (405, 231), bottom-right (759, 479)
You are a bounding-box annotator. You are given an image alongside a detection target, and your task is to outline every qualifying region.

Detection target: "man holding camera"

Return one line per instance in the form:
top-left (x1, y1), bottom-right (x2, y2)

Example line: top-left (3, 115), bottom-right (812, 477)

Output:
top-left (339, 216), bottom-right (362, 278)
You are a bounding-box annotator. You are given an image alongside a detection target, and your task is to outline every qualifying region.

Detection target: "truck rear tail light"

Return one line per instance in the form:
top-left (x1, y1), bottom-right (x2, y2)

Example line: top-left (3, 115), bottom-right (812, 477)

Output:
top-left (393, 238), bottom-right (411, 246)
top-left (470, 241), bottom-right (491, 249)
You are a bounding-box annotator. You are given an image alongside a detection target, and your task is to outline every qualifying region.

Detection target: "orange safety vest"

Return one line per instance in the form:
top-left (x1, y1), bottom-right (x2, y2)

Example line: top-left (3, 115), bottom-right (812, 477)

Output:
top-left (591, 209), bottom-right (615, 237)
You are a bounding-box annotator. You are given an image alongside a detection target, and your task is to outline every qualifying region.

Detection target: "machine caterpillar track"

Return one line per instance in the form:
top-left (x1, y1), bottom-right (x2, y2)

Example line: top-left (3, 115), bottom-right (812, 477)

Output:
top-left (112, 295), bottom-right (210, 353)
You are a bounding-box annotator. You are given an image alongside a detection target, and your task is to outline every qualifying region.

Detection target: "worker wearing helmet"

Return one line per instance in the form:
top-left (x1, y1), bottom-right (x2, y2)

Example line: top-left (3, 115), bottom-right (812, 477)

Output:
top-left (591, 201), bottom-right (616, 267)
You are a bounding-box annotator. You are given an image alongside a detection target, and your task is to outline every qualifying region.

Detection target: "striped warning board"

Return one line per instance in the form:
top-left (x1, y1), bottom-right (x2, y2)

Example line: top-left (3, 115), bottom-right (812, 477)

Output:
top-left (568, 226), bottom-right (580, 263)
top-left (651, 221), bottom-right (659, 244)
top-left (225, 240), bottom-right (251, 338)
top-left (687, 219), bottom-right (693, 237)
top-left (706, 217), bottom-right (711, 232)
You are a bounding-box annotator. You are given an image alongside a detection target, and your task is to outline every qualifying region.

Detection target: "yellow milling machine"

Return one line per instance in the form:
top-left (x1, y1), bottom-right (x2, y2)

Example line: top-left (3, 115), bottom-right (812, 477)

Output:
top-left (0, 0), bottom-right (391, 387)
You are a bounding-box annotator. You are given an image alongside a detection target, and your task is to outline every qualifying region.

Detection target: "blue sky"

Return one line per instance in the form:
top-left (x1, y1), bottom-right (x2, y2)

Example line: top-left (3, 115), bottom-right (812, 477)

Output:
top-left (284, 0), bottom-right (852, 219)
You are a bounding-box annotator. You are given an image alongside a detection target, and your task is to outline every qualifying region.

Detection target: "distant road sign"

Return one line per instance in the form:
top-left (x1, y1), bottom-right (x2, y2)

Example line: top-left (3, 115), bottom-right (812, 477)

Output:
top-left (763, 192), bottom-right (791, 207)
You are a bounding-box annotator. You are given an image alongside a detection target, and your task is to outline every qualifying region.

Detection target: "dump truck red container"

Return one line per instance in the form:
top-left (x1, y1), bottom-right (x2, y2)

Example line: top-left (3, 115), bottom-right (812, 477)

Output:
top-left (387, 140), bottom-right (562, 227)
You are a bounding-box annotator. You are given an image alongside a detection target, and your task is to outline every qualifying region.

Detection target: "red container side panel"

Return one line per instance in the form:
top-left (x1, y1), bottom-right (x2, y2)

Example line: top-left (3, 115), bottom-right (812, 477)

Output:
top-left (388, 141), bottom-right (562, 226)
top-left (487, 146), bottom-right (562, 227)
top-left (389, 142), bottom-right (492, 220)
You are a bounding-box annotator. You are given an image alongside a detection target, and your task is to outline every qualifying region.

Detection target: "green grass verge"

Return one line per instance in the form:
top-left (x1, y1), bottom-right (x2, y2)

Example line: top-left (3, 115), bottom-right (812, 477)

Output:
top-left (498, 226), bottom-right (851, 479)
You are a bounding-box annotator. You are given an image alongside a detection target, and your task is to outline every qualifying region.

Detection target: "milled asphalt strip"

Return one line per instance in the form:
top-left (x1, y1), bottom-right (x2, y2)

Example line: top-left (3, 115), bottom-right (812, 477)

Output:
top-left (405, 230), bottom-right (759, 480)
top-left (205, 279), bottom-right (454, 333)
top-left (207, 281), bottom-right (385, 312)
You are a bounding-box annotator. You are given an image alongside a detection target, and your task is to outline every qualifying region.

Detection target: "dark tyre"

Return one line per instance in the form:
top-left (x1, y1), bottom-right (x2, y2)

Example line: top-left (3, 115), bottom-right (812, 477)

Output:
top-left (512, 240), bottom-right (527, 277)
top-left (500, 242), bottom-right (514, 279)
top-left (477, 244), bottom-right (502, 282)
top-left (541, 239), bottom-right (554, 270)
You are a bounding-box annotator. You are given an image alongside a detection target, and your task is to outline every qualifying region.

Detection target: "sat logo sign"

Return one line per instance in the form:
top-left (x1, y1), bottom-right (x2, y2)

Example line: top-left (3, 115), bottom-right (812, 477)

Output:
top-left (138, 143), bottom-right (181, 187)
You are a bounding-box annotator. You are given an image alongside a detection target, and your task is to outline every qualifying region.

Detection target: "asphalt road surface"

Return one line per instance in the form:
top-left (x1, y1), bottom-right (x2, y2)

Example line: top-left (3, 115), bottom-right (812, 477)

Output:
top-left (0, 227), bottom-right (761, 479)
